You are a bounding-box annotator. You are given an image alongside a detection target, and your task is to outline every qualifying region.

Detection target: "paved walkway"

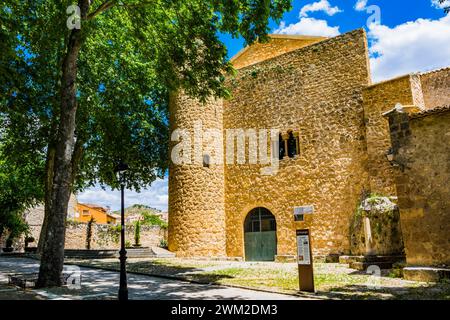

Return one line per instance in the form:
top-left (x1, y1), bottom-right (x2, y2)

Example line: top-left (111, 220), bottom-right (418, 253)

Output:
top-left (0, 257), bottom-right (305, 300)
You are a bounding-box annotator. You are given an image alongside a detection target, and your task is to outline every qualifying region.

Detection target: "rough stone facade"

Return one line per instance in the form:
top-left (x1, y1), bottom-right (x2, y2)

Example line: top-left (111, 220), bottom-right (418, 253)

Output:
top-left (224, 29), bottom-right (371, 258)
top-left (168, 94), bottom-right (227, 257)
top-left (363, 76), bottom-right (416, 196)
top-left (420, 68), bottom-right (450, 110)
top-left (168, 29), bottom-right (450, 265)
top-left (385, 106), bottom-right (450, 266)
top-left (230, 35), bottom-right (326, 70)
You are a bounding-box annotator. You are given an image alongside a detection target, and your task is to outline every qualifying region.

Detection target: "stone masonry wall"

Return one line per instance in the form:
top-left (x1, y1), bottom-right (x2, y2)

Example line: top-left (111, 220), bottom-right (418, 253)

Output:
top-left (362, 76), bottom-right (415, 196)
top-left (420, 67), bottom-right (450, 110)
top-left (386, 107), bottom-right (450, 266)
top-left (14, 194), bottom-right (78, 249)
top-left (231, 35), bottom-right (326, 70)
top-left (224, 29), bottom-right (371, 258)
top-left (64, 222), bottom-right (167, 250)
top-left (168, 93), bottom-right (227, 257)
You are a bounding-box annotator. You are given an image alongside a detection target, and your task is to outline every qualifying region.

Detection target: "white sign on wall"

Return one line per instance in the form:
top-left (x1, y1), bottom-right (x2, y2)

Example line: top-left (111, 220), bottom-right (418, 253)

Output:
top-left (294, 205), bottom-right (314, 215)
top-left (297, 234), bottom-right (311, 265)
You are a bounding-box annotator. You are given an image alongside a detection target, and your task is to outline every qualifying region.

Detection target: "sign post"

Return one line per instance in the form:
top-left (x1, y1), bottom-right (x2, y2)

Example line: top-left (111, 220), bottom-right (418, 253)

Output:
top-left (296, 229), bottom-right (315, 292)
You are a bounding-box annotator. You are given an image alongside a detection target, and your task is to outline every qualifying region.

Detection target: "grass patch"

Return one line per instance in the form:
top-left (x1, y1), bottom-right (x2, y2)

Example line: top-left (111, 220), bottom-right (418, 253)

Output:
top-left (68, 258), bottom-right (450, 300)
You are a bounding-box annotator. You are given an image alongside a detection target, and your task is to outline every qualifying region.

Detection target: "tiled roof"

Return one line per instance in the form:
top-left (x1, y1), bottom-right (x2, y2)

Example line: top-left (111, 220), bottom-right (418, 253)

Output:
top-left (409, 105), bottom-right (450, 119)
top-left (419, 65), bottom-right (450, 76)
top-left (79, 203), bottom-right (108, 211)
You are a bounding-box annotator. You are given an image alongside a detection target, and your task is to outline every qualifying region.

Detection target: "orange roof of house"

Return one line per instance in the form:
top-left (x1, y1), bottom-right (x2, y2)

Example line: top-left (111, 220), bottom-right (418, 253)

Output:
top-left (78, 203), bottom-right (110, 212)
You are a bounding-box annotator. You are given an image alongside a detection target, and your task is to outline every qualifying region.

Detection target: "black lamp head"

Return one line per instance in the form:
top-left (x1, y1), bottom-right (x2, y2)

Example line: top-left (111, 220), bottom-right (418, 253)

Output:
top-left (114, 161), bottom-right (129, 174)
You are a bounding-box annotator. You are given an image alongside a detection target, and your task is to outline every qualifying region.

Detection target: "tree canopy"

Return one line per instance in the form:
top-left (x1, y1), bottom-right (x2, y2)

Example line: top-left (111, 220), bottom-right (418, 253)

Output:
top-left (1, 0), bottom-right (292, 192)
top-left (0, 0), bottom-right (293, 287)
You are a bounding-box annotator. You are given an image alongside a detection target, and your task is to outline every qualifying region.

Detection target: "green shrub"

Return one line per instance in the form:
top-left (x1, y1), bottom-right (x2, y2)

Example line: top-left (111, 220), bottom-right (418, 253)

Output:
top-left (159, 239), bottom-right (168, 249)
top-left (142, 212), bottom-right (168, 229)
top-left (85, 217), bottom-right (95, 250)
top-left (134, 220), bottom-right (141, 246)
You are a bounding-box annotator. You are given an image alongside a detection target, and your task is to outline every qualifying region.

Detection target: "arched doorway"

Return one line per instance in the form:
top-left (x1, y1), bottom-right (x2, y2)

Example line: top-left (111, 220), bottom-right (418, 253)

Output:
top-left (244, 207), bottom-right (277, 261)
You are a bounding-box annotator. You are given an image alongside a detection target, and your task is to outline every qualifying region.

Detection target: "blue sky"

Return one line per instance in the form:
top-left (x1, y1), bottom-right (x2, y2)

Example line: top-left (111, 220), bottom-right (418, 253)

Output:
top-left (78, 0), bottom-right (450, 211)
top-left (221, 0), bottom-right (448, 59)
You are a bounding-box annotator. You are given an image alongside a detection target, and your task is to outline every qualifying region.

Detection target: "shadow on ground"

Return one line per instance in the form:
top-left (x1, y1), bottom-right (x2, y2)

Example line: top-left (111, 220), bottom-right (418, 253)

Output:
top-left (314, 282), bottom-right (450, 300)
top-left (75, 259), bottom-right (235, 284)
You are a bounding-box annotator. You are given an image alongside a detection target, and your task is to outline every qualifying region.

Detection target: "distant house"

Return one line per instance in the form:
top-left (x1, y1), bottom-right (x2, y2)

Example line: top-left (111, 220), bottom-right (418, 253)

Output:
top-left (125, 213), bottom-right (144, 224)
top-left (74, 203), bottom-right (117, 225)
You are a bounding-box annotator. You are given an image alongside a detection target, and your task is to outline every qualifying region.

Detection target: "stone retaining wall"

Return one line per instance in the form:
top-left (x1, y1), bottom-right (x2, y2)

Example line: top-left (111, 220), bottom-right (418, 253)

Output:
top-left (64, 222), bottom-right (167, 250)
top-left (7, 221), bottom-right (167, 251)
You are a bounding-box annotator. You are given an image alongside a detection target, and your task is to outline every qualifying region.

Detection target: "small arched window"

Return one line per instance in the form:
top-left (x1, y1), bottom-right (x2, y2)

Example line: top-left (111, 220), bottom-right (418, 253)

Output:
top-left (279, 131), bottom-right (300, 159)
top-left (279, 134), bottom-right (285, 160)
top-left (287, 131), bottom-right (299, 158)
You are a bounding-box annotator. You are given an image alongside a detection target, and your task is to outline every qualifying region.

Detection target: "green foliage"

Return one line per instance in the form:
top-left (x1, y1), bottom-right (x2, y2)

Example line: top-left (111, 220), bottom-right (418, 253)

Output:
top-left (0, 0), bottom-right (294, 194)
top-left (159, 238), bottom-right (168, 249)
top-left (350, 192), bottom-right (403, 254)
top-left (439, 0), bottom-right (450, 13)
top-left (125, 240), bottom-right (132, 249)
top-left (1, 212), bottom-right (28, 244)
top-left (388, 262), bottom-right (406, 279)
top-left (1, 0), bottom-right (293, 285)
top-left (134, 220), bottom-right (141, 246)
top-left (142, 212), bottom-right (168, 229)
top-left (0, 148), bottom-right (43, 242)
top-left (85, 217), bottom-right (95, 250)
top-left (24, 236), bottom-right (35, 248)
top-left (97, 224), bottom-right (121, 245)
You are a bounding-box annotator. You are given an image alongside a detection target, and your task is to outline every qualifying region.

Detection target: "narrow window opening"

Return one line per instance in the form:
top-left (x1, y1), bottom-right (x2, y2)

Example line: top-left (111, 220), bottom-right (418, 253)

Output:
top-left (203, 154), bottom-right (210, 168)
top-left (279, 134), bottom-right (285, 160)
top-left (287, 131), bottom-right (298, 158)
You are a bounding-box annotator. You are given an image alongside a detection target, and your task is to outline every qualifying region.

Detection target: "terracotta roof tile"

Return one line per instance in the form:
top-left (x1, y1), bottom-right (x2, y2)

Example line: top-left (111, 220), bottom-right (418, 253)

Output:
top-left (409, 105), bottom-right (450, 119)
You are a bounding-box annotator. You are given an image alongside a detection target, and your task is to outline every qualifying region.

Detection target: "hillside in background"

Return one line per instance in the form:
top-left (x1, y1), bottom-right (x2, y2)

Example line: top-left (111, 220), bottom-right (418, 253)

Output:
top-left (113, 204), bottom-right (163, 216)
top-left (113, 204), bottom-right (168, 224)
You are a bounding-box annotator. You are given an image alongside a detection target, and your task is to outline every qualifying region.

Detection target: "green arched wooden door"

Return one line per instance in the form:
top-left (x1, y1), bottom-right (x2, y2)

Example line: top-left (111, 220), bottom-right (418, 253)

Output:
top-left (244, 207), bottom-right (277, 261)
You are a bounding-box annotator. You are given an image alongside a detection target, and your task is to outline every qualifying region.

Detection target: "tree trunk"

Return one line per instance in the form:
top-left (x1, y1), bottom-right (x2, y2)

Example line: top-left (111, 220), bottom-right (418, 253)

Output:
top-left (36, 0), bottom-right (89, 288)
top-left (37, 142), bottom-right (55, 254)
top-left (38, 24), bottom-right (70, 254)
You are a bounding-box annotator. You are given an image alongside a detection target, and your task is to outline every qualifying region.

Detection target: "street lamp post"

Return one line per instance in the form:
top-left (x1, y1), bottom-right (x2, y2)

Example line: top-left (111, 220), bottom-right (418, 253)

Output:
top-left (115, 162), bottom-right (129, 301)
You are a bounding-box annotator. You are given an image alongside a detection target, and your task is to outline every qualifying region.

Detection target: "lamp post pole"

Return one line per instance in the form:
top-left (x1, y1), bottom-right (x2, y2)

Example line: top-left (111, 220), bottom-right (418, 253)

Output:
top-left (118, 177), bottom-right (128, 300)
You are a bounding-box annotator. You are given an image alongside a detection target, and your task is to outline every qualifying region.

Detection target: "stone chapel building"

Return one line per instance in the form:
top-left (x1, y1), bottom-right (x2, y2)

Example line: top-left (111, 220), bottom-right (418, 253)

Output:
top-left (168, 29), bottom-right (450, 266)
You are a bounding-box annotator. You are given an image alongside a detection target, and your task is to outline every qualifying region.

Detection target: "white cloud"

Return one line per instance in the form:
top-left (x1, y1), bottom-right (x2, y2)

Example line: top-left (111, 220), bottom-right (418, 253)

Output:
top-left (300, 0), bottom-right (342, 17)
top-left (274, 1), bottom-right (341, 37)
top-left (355, 0), bottom-right (368, 11)
top-left (369, 14), bottom-right (450, 82)
top-left (274, 17), bottom-right (340, 37)
top-left (431, 0), bottom-right (450, 9)
top-left (77, 177), bottom-right (169, 212)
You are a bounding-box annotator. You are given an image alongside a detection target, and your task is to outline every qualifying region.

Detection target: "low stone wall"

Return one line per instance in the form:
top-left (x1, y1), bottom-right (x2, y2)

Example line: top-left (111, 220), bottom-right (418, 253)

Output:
top-left (64, 222), bottom-right (167, 250)
top-left (9, 221), bottom-right (167, 251)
